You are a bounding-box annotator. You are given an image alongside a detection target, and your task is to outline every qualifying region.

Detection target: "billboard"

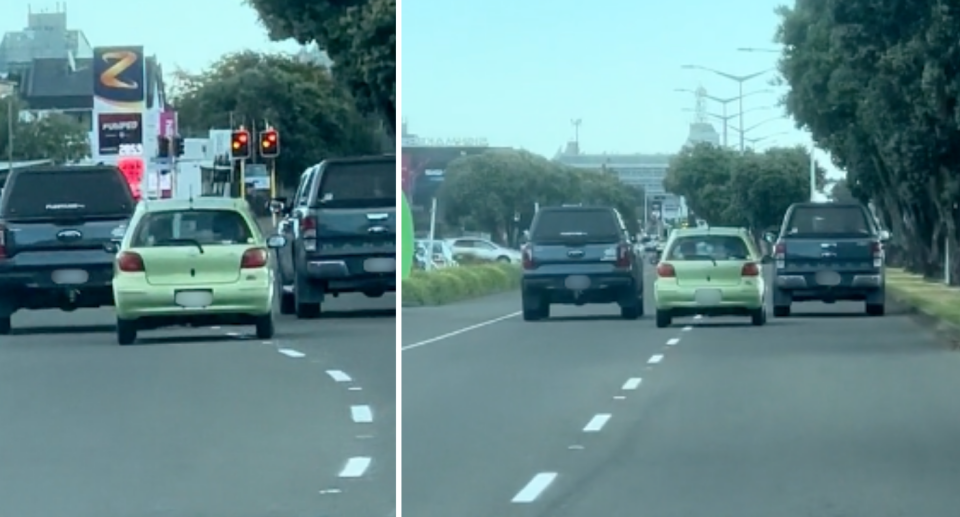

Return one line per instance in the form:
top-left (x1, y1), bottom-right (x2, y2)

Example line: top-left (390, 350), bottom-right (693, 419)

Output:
top-left (97, 113), bottom-right (143, 155)
top-left (92, 46), bottom-right (146, 113)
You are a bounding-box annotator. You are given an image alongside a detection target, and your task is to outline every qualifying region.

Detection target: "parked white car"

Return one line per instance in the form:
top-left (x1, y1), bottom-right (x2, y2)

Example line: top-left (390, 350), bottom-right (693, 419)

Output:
top-left (447, 237), bottom-right (522, 264)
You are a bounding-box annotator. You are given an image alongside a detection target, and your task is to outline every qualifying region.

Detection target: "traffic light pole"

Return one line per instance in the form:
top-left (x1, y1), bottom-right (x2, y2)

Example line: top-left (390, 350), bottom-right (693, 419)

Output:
top-left (239, 159), bottom-right (246, 200)
top-left (270, 158), bottom-right (278, 227)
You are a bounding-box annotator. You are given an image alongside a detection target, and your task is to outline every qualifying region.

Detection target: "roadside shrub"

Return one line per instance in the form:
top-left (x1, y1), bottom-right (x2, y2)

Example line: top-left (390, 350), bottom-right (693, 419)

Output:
top-left (402, 263), bottom-right (521, 306)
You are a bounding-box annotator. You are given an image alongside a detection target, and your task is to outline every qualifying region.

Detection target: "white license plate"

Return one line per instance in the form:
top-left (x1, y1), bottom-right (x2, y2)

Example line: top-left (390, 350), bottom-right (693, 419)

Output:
top-left (364, 258), bottom-right (396, 273)
top-left (694, 289), bottom-right (722, 306)
top-left (815, 270), bottom-right (841, 286)
top-left (564, 275), bottom-right (591, 290)
top-left (175, 290), bottom-right (213, 308)
top-left (51, 269), bottom-right (89, 285)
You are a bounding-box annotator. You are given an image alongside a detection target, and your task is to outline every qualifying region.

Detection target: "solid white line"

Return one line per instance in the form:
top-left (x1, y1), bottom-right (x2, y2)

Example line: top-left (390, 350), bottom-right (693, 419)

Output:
top-left (278, 349), bottom-right (305, 358)
top-left (648, 354), bottom-right (664, 364)
top-left (326, 370), bottom-right (352, 382)
top-left (401, 312), bottom-right (521, 351)
top-left (339, 457), bottom-right (372, 478)
top-left (666, 338), bottom-right (680, 346)
top-left (583, 413), bottom-right (612, 432)
top-left (511, 472), bottom-right (558, 503)
top-left (351, 405), bottom-right (373, 423)
top-left (682, 326), bottom-right (693, 331)
top-left (622, 377), bottom-right (642, 390)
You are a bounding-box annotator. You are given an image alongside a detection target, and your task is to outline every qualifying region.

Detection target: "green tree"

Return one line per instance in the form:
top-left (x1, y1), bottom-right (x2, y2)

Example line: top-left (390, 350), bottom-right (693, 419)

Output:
top-left (245, 0), bottom-right (396, 135)
top-left (437, 149), bottom-right (644, 244)
top-left (776, 0), bottom-right (960, 278)
top-left (829, 179), bottom-right (858, 203)
top-left (0, 96), bottom-right (89, 164)
top-left (169, 51), bottom-right (381, 188)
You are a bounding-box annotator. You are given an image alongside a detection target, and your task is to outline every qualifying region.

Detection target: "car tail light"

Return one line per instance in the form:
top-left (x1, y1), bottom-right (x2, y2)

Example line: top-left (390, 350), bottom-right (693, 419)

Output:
top-left (615, 243), bottom-right (631, 268)
top-left (241, 248), bottom-right (269, 269)
top-left (0, 224), bottom-right (6, 259)
top-left (870, 240), bottom-right (883, 266)
top-left (774, 242), bottom-right (786, 259)
top-left (301, 216), bottom-right (318, 251)
top-left (741, 262), bottom-right (760, 276)
top-left (521, 244), bottom-right (534, 270)
top-left (117, 251), bottom-right (144, 272)
top-left (657, 263), bottom-right (676, 277)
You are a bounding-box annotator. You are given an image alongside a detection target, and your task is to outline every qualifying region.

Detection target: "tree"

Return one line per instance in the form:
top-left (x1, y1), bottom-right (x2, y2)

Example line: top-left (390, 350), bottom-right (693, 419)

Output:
top-left (169, 51), bottom-right (381, 188)
top-left (776, 0), bottom-right (960, 279)
top-left (437, 149), bottom-right (644, 244)
top-left (663, 143), bottom-right (825, 235)
top-left (828, 179), bottom-right (858, 203)
top-left (0, 96), bottom-right (89, 164)
top-left (246, 0), bottom-right (396, 135)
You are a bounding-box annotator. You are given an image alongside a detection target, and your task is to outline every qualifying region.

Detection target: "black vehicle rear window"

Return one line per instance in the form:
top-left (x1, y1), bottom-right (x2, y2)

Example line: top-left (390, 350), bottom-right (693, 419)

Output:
top-left (666, 235), bottom-right (751, 261)
top-left (785, 205), bottom-right (872, 237)
top-left (316, 160), bottom-right (395, 208)
top-left (131, 209), bottom-right (254, 247)
top-left (2, 168), bottom-right (134, 220)
top-left (532, 209), bottom-right (622, 243)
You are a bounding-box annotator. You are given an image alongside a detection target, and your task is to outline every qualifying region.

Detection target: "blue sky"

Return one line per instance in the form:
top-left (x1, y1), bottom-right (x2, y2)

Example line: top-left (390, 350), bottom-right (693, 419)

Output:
top-left (2, 0), bottom-right (299, 75)
top-left (401, 0), bottom-right (841, 178)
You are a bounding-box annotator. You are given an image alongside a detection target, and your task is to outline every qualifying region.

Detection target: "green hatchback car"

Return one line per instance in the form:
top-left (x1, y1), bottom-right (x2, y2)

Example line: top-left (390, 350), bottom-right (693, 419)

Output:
top-left (653, 227), bottom-right (772, 328)
top-left (110, 197), bottom-right (286, 345)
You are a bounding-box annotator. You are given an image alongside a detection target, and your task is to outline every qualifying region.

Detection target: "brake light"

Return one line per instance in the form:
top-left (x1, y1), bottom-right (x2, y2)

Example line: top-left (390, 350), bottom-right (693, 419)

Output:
top-left (657, 263), bottom-right (676, 277)
top-left (615, 243), bottom-right (631, 268)
top-left (774, 242), bottom-right (786, 258)
top-left (741, 262), bottom-right (760, 276)
top-left (0, 224), bottom-right (6, 259)
top-left (521, 244), bottom-right (534, 270)
top-left (241, 248), bottom-right (269, 268)
top-left (870, 240), bottom-right (883, 266)
top-left (117, 251), bottom-right (144, 272)
top-left (301, 216), bottom-right (318, 252)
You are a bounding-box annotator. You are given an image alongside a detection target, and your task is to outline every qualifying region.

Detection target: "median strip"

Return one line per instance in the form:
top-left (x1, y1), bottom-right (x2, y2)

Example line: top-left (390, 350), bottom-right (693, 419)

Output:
top-left (401, 263), bottom-right (521, 307)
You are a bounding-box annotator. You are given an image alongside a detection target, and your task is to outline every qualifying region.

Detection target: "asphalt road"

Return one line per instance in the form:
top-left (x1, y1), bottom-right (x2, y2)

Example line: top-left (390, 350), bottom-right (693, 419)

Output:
top-left (402, 269), bottom-right (960, 517)
top-left (0, 293), bottom-right (396, 517)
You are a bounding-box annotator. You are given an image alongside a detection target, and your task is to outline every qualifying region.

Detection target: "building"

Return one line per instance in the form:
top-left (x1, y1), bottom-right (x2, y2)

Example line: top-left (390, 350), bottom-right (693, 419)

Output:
top-left (686, 122), bottom-right (721, 146)
top-left (0, 5), bottom-right (93, 76)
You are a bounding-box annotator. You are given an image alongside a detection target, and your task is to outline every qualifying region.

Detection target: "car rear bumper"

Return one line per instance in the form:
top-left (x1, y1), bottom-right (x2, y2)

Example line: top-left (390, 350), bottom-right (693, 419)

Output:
top-left (301, 255), bottom-right (396, 293)
top-left (775, 272), bottom-right (883, 290)
top-left (654, 283), bottom-right (763, 311)
top-left (0, 263), bottom-right (114, 289)
top-left (114, 282), bottom-right (273, 319)
top-left (522, 273), bottom-right (635, 291)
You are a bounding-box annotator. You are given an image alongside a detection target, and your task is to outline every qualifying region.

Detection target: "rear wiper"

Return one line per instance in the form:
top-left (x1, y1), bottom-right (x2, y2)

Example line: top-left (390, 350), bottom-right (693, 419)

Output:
top-left (156, 238), bottom-right (204, 254)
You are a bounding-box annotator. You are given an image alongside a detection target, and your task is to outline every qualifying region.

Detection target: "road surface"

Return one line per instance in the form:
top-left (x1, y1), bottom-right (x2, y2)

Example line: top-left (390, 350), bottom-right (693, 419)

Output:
top-left (0, 293), bottom-right (396, 517)
top-left (402, 271), bottom-right (960, 517)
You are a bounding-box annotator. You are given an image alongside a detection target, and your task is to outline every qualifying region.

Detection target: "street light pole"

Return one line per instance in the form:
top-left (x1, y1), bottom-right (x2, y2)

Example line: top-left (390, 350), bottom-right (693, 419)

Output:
top-left (0, 80), bottom-right (13, 174)
top-left (680, 65), bottom-right (773, 153)
top-left (674, 88), bottom-right (772, 148)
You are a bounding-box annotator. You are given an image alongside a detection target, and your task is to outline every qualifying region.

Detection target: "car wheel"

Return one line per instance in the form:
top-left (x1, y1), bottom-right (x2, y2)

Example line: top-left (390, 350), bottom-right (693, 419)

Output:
top-left (0, 315), bottom-right (11, 335)
top-left (751, 307), bottom-right (767, 326)
top-left (522, 290), bottom-right (547, 321)
top-left (296, 302), bottom-right (321, 319)
top-left (866, 302), bottom-right (885, 316)
top-left (255, 313), bottom-right (275, 339)
top-left (116, 319), bottom-right (137, 346)
top-left (279, 290), bottom-right (296, 315)
top-left (773, 304), bottom-right (791, 317)
top-left (655, 309), bottom-right (672, 328)
top-left (497, 256), bottom-right (511, 263)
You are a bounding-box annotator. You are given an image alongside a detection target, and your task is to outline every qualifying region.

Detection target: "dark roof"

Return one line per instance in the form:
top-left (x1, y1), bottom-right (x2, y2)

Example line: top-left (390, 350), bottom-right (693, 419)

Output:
top-left (20, 55), bottom-right (162, 109)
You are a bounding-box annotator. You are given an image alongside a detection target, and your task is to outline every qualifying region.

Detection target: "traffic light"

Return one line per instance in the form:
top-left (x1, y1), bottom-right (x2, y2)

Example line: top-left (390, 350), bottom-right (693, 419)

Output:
top-left (259, 129), bottom-right (279, 158)
top-left (231, 130), bottom-right (251, 159)
top-left (157, 136), bottom-right (170, 158)
top-left (172, 136), bottom-right (185, 157)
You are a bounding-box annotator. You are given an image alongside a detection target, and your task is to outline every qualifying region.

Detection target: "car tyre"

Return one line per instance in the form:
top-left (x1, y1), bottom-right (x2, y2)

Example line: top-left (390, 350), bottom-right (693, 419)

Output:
top-left (866, 303), bottom-right (885, 316)
top-left (655, 309), bottom-right (672, 328)
top-left (773, 304), bottom-right (791, 317)
top-left (255, 313), bottom-right (275, 339)
top-left (279, 290), bottom-right (296, 315)
top-left (522, 290), bottom-right (547, 321)
top-left (116, 319), bottom-right (137, 346)
top-left (751, 307), bottom-right (767, 326)
top-left (497, 256), bottom-right (511, 263)
top-left (296, 302), bottom-right (321, 319)
top-left (0, 315), bottom-right (11, 335)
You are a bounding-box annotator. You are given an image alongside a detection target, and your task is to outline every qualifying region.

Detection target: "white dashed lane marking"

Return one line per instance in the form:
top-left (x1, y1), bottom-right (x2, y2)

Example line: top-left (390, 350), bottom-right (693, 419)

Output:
top-left (583, 414), bottom-right (612, 432)
top-left (666, 337), bottom-right (680, 346)
top-left (339, 457), bottom-right (372, 478)
top-left (622, 377), bottom-right (642, 390)
top-left (351, 405), bottom-right (374, 423)
top-left (682, 326), bottom-right (693, 331)
top-left (277, 348), bottom-right (305, 358)
top-left (326, 370), bottom-right (352, 382)
top-left (512, 473), bottom-right (558, 503)
top-left (648, 354), bottom-right (664, 364)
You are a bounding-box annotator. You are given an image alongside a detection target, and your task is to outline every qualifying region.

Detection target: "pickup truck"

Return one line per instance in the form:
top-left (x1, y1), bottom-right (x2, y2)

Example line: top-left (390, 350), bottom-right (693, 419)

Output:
top-left (0, 165), bottom-right (136, 333)
top-left (765, 202), bottom-right (888, 317)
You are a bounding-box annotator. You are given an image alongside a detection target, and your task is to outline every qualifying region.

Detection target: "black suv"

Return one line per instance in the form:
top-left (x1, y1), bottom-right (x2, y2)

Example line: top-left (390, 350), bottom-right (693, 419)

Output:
top-left (766, 202), bottom-right (888, 317)
top-left (0, 165), bottom-right (136, 333)
top-left (273, 155), bottom-right (396, 318)
top-left (520, 205), bottom-right (644, 321)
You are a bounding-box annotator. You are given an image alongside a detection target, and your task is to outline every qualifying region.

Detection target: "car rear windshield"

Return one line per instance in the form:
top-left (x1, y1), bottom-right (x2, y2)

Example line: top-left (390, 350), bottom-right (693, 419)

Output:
top-left (1, 168), bottom-right (134, 220)
top-left (531, 209), bottom-right (622, 244)
top-left (315, 160), bottom-right (395, 208)
top-left (785, 205), bottom-right (873, 238)
top-left (131, 209), bottom-right (254, 247)
top-left (666, 235), bottom-right (752, 261)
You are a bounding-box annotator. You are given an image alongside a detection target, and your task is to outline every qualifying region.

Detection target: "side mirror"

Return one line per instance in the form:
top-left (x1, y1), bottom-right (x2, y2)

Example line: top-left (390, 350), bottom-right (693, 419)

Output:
top-left (763, 231), bottom-right (776, 243)
top-left (269, 198), bottom-right (288, 215)
top-left (266, 235), bottom-right (287, 249)
top-left (103, 241), bottom-right (119, 254)
top-left (760, 255), bottom-right (774, 265)
top-left (879, 230), bottom-right (891, 242)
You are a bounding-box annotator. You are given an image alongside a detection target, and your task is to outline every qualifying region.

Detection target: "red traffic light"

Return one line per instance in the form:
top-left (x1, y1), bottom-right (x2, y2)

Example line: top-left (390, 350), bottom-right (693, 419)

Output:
top-left (236, 132), bottom-right (248, 143)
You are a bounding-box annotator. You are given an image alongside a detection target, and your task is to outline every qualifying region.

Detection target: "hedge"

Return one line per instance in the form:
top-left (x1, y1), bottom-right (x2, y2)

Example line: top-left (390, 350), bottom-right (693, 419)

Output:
top-left (402, 263), bottom-right (521, 306)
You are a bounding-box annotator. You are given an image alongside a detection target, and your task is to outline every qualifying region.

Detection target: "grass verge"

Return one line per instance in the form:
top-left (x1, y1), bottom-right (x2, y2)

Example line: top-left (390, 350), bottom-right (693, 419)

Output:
top-left (886, 268), bottom-right (960, 327)
top-left (402, 263), bottom-right (521, 307)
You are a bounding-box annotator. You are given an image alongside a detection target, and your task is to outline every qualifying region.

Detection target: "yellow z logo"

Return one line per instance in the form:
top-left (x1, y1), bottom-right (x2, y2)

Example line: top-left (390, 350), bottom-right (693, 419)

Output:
top-left (99, 51), bottom-right (139, 89)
